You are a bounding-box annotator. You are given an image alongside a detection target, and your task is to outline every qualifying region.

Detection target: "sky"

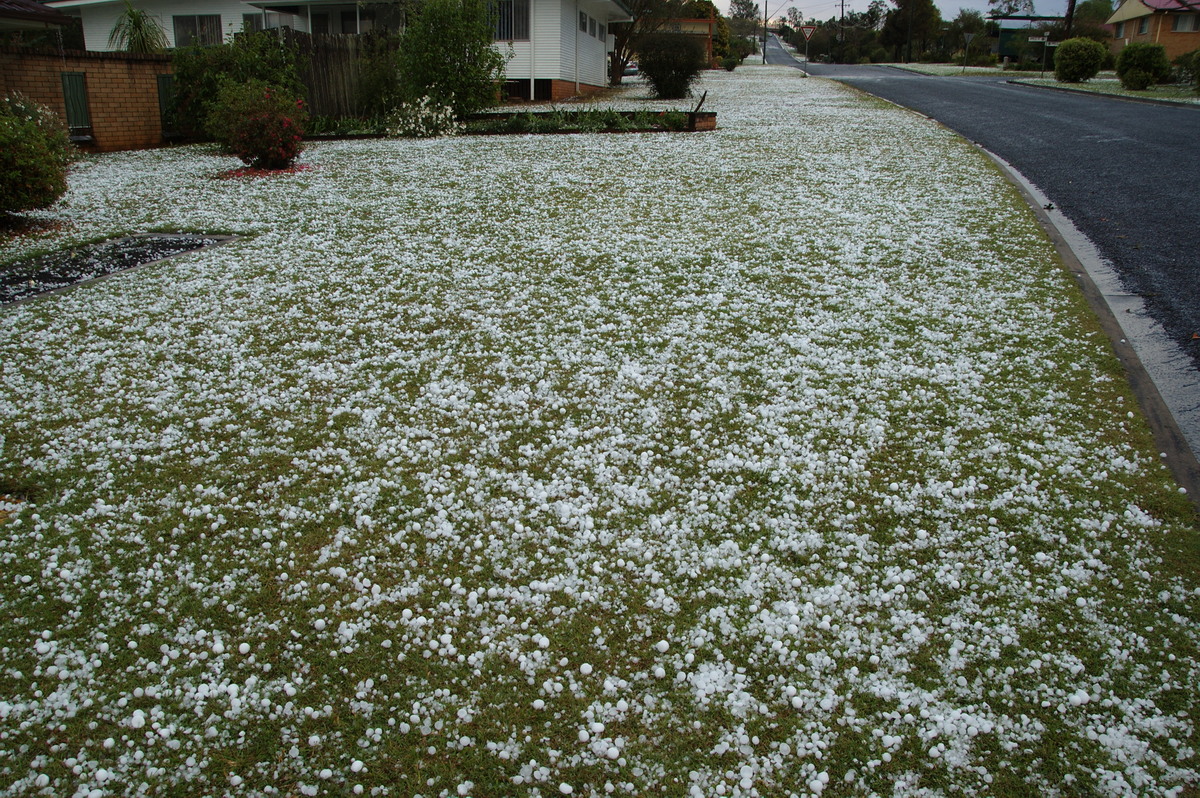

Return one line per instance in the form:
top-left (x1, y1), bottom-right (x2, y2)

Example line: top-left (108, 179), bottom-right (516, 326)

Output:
top-left (713, 0), bottom-right (1072, 25)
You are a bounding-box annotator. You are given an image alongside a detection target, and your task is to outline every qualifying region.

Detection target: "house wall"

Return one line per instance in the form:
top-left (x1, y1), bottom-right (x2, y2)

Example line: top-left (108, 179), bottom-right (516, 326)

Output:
top-left (69, 0), bottom-right (255, 50)
top-left (499, 0), bottom-right (612, 99)
top-left (1111, 12), bottom-right (1200, 58)
top-left (0, 46), bottom-right (170, 151)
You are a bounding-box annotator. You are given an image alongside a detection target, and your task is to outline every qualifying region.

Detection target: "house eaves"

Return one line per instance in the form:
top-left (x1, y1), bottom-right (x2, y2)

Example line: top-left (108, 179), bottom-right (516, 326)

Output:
top-left (2, 0), bottom-right (75, 24)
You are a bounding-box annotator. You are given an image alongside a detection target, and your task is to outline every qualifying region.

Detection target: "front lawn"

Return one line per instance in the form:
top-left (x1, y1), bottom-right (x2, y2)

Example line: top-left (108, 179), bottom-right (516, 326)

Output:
top-left (1, 67), bottom-right (1198, 797)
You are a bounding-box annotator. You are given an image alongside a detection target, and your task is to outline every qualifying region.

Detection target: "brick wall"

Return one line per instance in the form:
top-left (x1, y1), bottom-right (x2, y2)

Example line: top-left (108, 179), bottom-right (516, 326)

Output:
top-left (0, 47), bottom-right (172, 152)
top-left (1112, 15), bottom-right (1200, 60)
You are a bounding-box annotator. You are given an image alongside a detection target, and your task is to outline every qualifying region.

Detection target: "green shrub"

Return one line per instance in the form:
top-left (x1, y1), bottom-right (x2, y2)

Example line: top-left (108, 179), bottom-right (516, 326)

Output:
top-left (1174, 48), bottom-right (1200, 94)
top-left (722, 55), bottom-right (739, 71)
top-left (1054, 37), bottom-right (1107, 82)
top-left (396, 0), bottom-right (507, 119)
top-left (1116, 41), bottom-right (1171, 89)
top-left (171, 31), bottom-right (304, 139)
top-left (355, 32), bottom-right (405, 118)
top-left (0, 93), bottom-right (75, 215)
top-left (206, 79), bottom-right (308, 169)
top-left (637, 33), bottom-right (707, 99)
top-left (658, 110), bottom-right (689, 131)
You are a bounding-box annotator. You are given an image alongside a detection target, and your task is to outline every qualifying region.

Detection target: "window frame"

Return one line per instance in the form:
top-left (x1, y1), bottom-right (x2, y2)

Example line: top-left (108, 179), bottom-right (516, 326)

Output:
top-left (493, 0), bottom-right (530, 41)
top-left (172, 14), bottom-right (222, 47)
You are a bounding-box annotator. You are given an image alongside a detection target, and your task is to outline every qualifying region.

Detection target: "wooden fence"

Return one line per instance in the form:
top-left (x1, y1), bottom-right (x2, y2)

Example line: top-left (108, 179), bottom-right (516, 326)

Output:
top-left (280, 29), bottom-right (401, 119)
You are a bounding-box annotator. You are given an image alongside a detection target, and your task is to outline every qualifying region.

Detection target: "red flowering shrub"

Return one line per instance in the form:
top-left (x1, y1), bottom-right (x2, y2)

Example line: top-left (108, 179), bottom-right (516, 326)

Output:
top-left (206, 79), bottom-right (308, 170)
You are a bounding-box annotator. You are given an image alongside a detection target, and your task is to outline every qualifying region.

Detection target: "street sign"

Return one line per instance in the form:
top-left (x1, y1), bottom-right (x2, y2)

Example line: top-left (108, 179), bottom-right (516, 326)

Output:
top-left (801, 25), bottom-right (817, 41)
top-left (1027, 36), bottom-right (1047, 42)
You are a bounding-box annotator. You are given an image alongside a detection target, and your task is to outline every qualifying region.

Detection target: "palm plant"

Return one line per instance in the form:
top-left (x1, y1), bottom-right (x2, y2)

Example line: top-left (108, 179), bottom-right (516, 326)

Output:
top-left (107, 0), bottom-right (169, 53)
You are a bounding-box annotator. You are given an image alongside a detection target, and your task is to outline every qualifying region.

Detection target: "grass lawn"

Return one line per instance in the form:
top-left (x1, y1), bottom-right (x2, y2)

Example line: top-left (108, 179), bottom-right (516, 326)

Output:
top-left (1, 66), bottom-right (1199, 797)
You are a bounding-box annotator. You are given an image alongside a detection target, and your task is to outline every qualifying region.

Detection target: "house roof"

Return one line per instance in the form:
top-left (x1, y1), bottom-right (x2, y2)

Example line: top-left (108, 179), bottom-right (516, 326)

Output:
top-left (1107, 0), bottom-right (1197, 23)
top-left (0, 0), bottom-right (73, 26)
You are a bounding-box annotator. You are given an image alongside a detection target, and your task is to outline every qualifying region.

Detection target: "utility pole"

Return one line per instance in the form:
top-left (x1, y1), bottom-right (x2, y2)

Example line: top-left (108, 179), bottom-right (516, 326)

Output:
top-left (839, 0), bottom-right (845, 61)
top-left (763, 6), bottom-right (769, 63)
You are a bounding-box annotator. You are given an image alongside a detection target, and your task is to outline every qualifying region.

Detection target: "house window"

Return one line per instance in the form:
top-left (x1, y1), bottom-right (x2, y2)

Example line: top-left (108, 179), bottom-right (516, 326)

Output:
top-left (579, 11), bottom-right (587, 32)
top-left (1172, 13), bottom-right (1199, 31)
top-left (243, 12), bottom-right (294, 32)
top-left (493, 0), bottom-right (529, 40)
top-left (588, 16), bottom-right (596, 37)
top-left (173, 14), bottom-right (222, 46)
top-left (311, 13), bottom-right (329, 34)
top-left (1115, 21), bottom-right (1125, 37)
top-left (1137, 17), bottom-right (1149, 34)
top-left (598, 22), bottom-right (606, 39)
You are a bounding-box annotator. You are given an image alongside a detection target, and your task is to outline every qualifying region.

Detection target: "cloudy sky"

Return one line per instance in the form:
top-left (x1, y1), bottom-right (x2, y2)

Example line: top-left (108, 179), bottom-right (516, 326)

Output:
top-left (714, 0), bottom-right (1072, 25)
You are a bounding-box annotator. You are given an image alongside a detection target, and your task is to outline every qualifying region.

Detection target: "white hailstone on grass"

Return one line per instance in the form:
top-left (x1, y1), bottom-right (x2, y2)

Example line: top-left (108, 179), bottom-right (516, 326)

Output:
top-left (351, 760), bottom-right (364, 772)
top-left (654, 666), bottom-right (666, 679)
top-left (532, 699), bottom-right (545, 710)
top-left (319, 769), bottom-right (333, 780)
top-left (212, 639), bottom-right (225, 654)
top-left (34, 774), bottom-right (49, 788)
top-left (580, 663), bottom-right (593, 676)
top-left (605, 746), bottom-right (620, 760)
top-left (578, 729), bottom-right (590, 742)
top-left (457, 781), bottom-right (474, 796)
top-left (130, 709), bottom-right (146, 729)
top-left (230, 775), bottom-right (243, 786)
top-left (314, 619), bottom-right (326, 632)
top-left (559, 784), bottom-right (574, 795)
top-left (655, 640), bottom-right (669, 653)
top-left (239, 643), bottom-right (251, 655)
top-left (309, 734), bottom-right (321, 746)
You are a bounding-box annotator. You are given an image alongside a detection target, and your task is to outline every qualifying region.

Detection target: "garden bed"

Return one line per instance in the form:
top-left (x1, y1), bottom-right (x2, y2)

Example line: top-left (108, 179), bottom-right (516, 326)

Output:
top-left (465, 109), bottom-right (717, 134)
top-left (304, 110), bottom-right (717, 140)
top-left (0, 233), bottom-right (232, 305)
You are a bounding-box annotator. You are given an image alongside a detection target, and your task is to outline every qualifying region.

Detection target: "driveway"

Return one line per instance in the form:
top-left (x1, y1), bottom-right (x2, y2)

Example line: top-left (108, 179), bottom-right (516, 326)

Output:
top-left (766, 45), bottom-right (1200, 462)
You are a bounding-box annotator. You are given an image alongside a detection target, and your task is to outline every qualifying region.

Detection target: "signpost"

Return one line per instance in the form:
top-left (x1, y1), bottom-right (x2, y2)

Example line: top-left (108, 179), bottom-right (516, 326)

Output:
top-left (961, 32), bottom-right (976, 73)
top-left (801, 25), bottom-right (816, 71)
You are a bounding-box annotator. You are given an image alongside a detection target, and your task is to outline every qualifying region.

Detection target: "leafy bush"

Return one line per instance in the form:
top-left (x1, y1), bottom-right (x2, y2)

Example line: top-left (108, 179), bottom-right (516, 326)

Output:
top-left (1116, 41), bottom-right (1171, 89)
top-left (206, 79), bottom-right (308, 169)
top-left (171, 31), bottom-right (304, 139)
top-left (637, 33), bottom-right (708, 99)
top-left (0, 93), bottom-right (75, 215)
top-left (1174, 48), bottom-right (1200, 94)
top-left (355, 32), bottom-right (405, 119)
top-left (396, 0), bottom-right (507, 119)
top-left (385, 97), bottom-right (460, 138)
top-left (722, 55), bottom-right (740, 71)
top-left (1054, 37), bottom-right (1107, 82)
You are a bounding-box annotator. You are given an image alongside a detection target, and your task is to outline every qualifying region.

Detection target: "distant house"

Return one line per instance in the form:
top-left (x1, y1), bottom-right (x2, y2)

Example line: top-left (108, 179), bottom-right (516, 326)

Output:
top-left (45, 0), bottom-right (632, 100)
top-left (654, 17), bottom-right (718, 66)
top-left (1106, 0), bottom-right (1200, 59)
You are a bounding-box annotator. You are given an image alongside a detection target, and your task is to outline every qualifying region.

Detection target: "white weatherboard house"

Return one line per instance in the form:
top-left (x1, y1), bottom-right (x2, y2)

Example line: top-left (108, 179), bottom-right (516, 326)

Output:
top-left (45, 0), bottom-right (632, 100)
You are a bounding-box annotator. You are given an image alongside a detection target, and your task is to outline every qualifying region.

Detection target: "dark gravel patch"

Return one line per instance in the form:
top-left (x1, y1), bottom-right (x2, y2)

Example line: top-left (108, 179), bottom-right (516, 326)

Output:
top-left (1, 234), bottom-right (225, 305)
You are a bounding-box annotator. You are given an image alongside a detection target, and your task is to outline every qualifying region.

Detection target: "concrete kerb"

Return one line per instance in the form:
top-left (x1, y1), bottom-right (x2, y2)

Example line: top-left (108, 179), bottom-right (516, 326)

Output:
top-left (982, 149), bottom-right (1200, 514)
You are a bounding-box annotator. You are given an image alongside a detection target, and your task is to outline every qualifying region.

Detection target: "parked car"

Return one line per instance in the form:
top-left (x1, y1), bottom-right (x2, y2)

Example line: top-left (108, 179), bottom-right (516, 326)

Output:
top-left (624, 61), bottom-right (639, 76)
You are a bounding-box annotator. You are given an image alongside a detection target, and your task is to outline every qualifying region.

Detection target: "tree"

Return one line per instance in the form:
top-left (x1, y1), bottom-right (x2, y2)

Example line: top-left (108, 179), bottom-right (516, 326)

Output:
top-left (729, 0), bottom-right (761, 39)
top-left (947, 9), bottom-right (986, 64)
top-left (987, 0), bottom-right (1035, 17)
top-left (396, 0), bottom-right (507, 118)
top-left (880, 0), bottom-right (942, 62)
top-left (107, 0), bottom-right (168, 53)
top-left (608, 0), bottom-right (690, 84)
top-left (1054, 36), bottom-right (1106, 80)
